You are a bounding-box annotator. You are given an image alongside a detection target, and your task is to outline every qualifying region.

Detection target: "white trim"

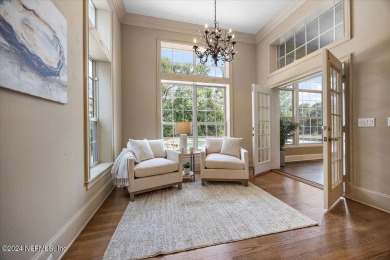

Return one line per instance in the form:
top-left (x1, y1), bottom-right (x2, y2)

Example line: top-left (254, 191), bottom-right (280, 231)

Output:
top-left (345, 183), bottom-right (390, 214)
top-left (255, 0), bottom-right (305, 43)
top-left (122, 13), bottom-right (256, 44)
top-left (285, 153), bottom-right (323, 162)
top-left (32, 178), bottom-right (114, 260)
top-left (88, 163), bottom-right (113, 190)
top-left (111, 0), bottom-right (126, 21)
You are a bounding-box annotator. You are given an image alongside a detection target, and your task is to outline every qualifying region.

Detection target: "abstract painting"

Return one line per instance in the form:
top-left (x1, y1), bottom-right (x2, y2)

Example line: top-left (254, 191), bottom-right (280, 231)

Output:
top-left (0, 0), bottom-right (67, 103)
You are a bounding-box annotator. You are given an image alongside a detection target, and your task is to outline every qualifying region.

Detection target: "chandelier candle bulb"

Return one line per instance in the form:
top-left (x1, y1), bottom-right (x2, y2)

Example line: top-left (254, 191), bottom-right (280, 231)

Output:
top-left (194, 38), bottom-right (197, 44)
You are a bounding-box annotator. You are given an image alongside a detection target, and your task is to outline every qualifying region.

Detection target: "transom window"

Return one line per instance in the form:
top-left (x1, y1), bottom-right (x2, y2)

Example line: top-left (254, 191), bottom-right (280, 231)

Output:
top-left (160, 41), bottom-right (230, 151)
top-left (277, 0), bottom-right (344, 69)
top-left (279, 75), bottom-right (323, 145)
top-left (161, 42), bottom-right (228, 78)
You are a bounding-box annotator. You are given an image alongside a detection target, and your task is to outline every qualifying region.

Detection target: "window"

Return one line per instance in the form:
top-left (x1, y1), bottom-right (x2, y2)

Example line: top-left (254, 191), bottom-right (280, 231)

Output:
top-left (84, 0), bottom-right (114, 187)
top-left (160, 42), bottom-right (230, 151)
top-left (88, 0), bottom-right (96, 27)
top-left (279, 85), bottom-right (294, 144)
top-left (298, 76), bottom-right (322, 144)
top-left (279, 75), bottom-right (323, 146)
top-left (277, 1), bottom-right (344, 69)
top-left (88, 58), bottom-right (98, 166)
top-left (161, 42), bottom-right (228, 78)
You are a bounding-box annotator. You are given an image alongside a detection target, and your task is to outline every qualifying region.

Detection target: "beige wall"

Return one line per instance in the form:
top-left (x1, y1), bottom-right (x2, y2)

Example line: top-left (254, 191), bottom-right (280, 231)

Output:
top-left (121, 25), bottom-right (257, 157)
top-left (256, 0), bottom-right (390, 211)
top-left (0, 0), bottom-right (121, 259)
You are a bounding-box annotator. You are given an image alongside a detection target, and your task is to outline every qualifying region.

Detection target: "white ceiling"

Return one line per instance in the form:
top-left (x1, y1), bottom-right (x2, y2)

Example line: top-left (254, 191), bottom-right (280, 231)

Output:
top-left (122, 0), bottom-right (292, 34)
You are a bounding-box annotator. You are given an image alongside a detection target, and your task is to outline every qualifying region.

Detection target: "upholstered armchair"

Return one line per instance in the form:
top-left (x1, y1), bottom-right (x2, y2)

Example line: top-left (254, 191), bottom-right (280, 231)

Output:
top-left (126, 140), bottom-right (183, 201)
top-left (200, 137), bottom-right (249, 186)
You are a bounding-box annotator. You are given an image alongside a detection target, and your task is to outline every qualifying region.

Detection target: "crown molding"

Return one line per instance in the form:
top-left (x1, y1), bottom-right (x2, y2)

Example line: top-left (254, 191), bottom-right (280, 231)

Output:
top-left (111, 0), bottom-right (126, 21)
top-left (121, 12), bottom-right (256, 44)
top-left (255, 0), bottom-right (305, 44)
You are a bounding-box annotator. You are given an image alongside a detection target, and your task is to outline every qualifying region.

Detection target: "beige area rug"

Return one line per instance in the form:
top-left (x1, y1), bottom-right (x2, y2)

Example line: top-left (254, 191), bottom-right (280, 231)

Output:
top-left (103, 181), bottom-right (318, 259)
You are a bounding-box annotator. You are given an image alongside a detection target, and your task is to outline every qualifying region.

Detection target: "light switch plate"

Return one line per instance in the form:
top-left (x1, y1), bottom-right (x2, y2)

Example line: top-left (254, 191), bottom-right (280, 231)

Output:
top-left (358, 118), bottom-right (375, 127)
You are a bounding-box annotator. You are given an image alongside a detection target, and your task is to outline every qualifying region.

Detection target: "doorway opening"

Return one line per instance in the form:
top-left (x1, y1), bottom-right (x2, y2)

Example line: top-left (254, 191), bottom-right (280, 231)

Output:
top-left (277, 75), bottom-right (324, 188)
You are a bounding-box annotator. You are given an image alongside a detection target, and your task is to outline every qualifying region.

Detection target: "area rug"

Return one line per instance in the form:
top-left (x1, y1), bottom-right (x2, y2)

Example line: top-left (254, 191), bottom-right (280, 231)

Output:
top-left (103, 181), bottom-right (318, 259)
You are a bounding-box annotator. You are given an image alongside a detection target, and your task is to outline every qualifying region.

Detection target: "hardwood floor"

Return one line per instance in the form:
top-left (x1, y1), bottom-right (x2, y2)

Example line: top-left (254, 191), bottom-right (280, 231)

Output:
top-left (279, 160), bottom-right (324, 188)
top-left (64, 171), bottom-right (390, 259)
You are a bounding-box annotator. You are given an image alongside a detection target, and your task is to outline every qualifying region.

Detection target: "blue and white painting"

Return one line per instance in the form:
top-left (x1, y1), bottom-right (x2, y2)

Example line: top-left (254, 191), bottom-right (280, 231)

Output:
top-left (0, 0), bottom-right (67, 103)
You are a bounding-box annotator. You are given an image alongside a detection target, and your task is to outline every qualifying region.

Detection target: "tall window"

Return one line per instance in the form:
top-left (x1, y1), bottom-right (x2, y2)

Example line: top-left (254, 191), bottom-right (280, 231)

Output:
top-left (279, 75), bottom-right (323, 146)
top-left (160, 42), bottom-right (229, 150)
top-left (88, 58), bottom-right (98, 166)
top-left (277, 0), bottom-right (344, 69)
top-left (279, 86), bottom-right (294, 144)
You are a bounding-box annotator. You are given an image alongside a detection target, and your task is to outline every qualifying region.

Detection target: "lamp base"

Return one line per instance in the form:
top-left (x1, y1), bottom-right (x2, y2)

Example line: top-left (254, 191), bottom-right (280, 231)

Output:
top-left (179, 134), bottom-right (187, 154)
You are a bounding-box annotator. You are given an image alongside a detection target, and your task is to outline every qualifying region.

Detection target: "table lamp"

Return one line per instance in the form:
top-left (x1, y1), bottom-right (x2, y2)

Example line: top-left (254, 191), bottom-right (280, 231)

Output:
top-left (176, 122), bottom-right (191, 154)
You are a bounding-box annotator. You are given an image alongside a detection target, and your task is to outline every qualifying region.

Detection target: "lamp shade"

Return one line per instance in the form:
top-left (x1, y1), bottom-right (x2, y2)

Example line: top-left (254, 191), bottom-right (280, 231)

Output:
top-left (176, 122), bottom-right (191, 134)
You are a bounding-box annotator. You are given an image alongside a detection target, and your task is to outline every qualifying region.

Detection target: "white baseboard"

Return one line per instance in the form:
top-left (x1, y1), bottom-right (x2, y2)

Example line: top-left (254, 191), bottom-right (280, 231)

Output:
top-left (32, 174), bottom-right (114, 260)
top-left (285, 153), bottom-right (323, 162)
top-left (345, 182), bottom-right (390, 213)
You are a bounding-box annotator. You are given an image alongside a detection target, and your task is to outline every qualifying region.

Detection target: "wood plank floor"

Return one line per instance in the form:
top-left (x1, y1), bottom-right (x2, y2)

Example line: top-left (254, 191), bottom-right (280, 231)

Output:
top-left (280, 160), bottom-right (324, 187)
top-left (64, 171), bottom-right (390, 259)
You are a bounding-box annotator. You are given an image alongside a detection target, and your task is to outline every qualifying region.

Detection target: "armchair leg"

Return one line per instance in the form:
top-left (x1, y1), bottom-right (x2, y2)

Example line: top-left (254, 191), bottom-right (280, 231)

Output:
top-left (130, 193), bottom-right (135, 202)
top-left (244, 180), bottom-right (249, 187)
top-left (178, 182), bottom-right (182, 190)
top-left (202, 180), bottom-right (206, 186)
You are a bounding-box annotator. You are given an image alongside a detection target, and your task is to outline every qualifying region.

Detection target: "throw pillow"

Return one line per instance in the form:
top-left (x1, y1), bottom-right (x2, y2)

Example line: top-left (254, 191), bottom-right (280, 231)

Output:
top-left (220, 137), bottom-right (242, 158)
top-left (127, 139), bottom-right (154, 162)
top-left (148, 139), bottom-right (166, 158)
top-left (205, 138), bottom-right (223, 154)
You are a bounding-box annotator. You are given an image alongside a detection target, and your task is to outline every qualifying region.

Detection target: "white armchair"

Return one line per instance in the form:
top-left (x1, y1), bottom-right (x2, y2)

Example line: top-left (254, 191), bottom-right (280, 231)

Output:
top-left (200, 138), bottom-right (249, 186)
top-left (126, 140), bottom-right (182, 201)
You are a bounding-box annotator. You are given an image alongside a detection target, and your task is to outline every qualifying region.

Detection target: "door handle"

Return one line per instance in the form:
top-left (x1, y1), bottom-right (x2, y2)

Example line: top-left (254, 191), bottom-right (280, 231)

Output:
top-left (329, 137), bottom-right (339, 142)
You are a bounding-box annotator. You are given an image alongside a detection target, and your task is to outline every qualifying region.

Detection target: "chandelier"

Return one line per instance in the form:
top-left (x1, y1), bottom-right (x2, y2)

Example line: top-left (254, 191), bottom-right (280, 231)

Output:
top-left (193, 0), bottom-right (237, 66)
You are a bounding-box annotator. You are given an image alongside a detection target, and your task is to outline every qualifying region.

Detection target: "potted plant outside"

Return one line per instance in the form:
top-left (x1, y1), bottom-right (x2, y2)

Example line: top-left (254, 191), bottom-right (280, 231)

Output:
top-left (280, 119), bottom-right (299, 167)
top-left (183, 162), bottom-right (191, 175)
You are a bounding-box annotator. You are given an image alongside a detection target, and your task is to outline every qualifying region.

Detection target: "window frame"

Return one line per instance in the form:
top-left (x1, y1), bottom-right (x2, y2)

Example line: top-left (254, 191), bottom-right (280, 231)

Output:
top-left (157, 40), bottom-right (233, 150)
top-left (269, 0), bottom-right (350, 76)
top-left (279, 74), bottom-right (323, 147)
top-left (277, 0), bottom-right (344, 70)
top-left (88, 57), bottom-right (99, 167)
top-left (161, 82), bottom-right (227, 151)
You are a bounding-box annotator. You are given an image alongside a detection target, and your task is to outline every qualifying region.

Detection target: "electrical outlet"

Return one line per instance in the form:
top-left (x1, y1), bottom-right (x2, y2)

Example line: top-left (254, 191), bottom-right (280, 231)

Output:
top-left (358, 118), bottom-right (375, 127)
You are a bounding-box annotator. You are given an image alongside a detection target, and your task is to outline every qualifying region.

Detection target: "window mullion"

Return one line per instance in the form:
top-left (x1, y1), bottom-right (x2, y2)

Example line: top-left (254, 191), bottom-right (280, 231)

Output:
top-left (193, 85), bottom-right (198, 150)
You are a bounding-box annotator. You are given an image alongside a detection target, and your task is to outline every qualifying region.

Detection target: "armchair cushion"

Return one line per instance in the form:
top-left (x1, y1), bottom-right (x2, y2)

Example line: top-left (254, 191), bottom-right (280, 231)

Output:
top-left (148, 139), bottom-right (166, 158)
top-left (127, 139), bottom-right (154, 161)
top-left (205, 138), bottom-right (223, 155)
top-left (220, 137), bottom-right (243, 158)
top-left (205, 153), bottom-right (244, 170)
top-left (134, 158), bottom-right (178, 178)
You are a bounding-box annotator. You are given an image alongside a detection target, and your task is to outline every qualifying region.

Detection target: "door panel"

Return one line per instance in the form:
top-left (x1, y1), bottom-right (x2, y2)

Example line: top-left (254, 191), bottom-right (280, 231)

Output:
top-left (322, 49), bottom-right (344, 209)
top-left (252, 84), bottom-right (272, 174)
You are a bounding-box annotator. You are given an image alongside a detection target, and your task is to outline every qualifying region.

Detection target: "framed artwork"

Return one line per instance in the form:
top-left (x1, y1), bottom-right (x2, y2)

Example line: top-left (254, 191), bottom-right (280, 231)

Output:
top-left (0, 0), bottom-right (67, 103)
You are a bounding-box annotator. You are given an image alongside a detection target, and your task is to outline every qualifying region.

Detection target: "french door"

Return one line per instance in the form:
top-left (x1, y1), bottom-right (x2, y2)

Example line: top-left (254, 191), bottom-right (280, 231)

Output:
top-left (252, 84), bottom-right (273, 175)
top-left (322, 49), bottom-right (344, 209)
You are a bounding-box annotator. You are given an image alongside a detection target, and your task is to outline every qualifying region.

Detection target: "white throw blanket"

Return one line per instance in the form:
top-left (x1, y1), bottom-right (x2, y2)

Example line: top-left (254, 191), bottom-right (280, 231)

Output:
top-left (111, 149), bottom-right (135, 187)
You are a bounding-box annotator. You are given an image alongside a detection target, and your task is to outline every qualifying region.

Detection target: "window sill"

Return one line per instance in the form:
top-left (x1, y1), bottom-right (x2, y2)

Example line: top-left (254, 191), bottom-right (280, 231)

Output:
top-left (87, 162), bottom-right (113, 190)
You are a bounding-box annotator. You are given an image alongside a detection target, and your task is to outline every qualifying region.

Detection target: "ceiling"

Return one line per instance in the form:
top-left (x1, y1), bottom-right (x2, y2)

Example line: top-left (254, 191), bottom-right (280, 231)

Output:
top-left (122, 0), bottom-right (293, 34)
